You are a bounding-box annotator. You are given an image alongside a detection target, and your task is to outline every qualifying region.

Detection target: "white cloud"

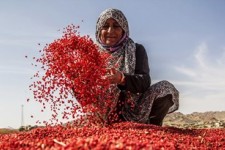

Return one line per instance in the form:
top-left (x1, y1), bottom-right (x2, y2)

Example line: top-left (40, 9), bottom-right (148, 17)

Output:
top-left (175, 42), bottom-right (225, 85)
top-left (216, 47), bottom-right (225, 65)
top-left (173, 67), bottom-right (197, 77)
top-left (174, 42), bottom-right (225, 113)
top-left (194, 42), bottom-right (207, 69)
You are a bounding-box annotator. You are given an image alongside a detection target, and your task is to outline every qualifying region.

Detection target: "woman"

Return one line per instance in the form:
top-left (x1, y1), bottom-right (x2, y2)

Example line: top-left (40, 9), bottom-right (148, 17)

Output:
top-left (95, 8), bottom-right (179, 126)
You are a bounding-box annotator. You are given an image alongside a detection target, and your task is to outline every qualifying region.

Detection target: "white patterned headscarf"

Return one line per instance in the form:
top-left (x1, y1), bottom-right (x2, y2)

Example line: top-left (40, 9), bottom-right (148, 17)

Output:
top-left (95, 8), bottom-right (136, 75)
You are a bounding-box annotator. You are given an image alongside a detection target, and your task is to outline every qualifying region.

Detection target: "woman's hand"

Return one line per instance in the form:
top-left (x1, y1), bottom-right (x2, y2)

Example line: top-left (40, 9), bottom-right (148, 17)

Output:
top-left (106, 68), bottom-right (125, 85)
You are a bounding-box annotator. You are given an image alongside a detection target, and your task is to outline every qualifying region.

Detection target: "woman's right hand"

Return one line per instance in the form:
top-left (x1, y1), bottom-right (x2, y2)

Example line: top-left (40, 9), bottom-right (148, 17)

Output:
top-left (105, 68), bottom-right (125, 85)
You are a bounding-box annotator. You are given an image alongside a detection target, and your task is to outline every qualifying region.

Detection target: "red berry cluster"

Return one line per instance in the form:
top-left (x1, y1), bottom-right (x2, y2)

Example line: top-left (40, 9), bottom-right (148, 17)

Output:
top-left (28, 25), bottom-right (113, 125)
top-left (1, 122), bottom-right (225, 149)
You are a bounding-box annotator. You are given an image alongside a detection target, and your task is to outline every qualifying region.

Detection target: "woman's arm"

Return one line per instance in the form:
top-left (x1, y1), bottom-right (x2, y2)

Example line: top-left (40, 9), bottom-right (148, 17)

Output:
top-left (118, 43), bottom-right (151, 93)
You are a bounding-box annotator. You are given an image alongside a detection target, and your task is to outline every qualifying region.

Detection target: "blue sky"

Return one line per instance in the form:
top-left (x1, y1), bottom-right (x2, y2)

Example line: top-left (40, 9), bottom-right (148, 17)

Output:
top-left (1, 0), bottom-right (225, 128)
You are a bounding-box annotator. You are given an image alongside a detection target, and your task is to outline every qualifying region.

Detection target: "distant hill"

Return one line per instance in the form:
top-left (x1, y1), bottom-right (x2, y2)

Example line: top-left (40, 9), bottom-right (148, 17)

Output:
top-left (0, 128), bottom-right (18, 134)
top-left (163, 111), bottom-right (225, 128)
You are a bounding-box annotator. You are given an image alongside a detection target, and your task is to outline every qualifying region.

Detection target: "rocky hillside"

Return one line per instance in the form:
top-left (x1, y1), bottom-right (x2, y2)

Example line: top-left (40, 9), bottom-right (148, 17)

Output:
top-left (163, 111), bottom-right (225, 129)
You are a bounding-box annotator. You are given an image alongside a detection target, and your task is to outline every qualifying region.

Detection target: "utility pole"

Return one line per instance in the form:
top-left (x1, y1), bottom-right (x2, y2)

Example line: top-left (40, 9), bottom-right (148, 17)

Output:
top-left (21, 105), bottom-right (24, 127)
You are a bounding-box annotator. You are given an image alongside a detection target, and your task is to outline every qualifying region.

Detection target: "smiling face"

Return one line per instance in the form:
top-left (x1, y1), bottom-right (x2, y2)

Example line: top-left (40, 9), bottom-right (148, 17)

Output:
top-left (99, 18), bottom-right (123, 47)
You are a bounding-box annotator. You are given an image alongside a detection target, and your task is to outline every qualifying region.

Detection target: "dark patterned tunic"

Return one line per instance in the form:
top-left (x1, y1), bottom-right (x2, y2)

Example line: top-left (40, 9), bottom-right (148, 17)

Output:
top-left (118, 43), bottom-right (179, 123)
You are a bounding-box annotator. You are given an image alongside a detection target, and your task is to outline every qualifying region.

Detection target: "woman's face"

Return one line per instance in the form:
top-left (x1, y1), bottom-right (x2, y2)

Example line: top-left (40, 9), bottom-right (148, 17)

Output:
top-left (100, 18), bottom-right (123, 46)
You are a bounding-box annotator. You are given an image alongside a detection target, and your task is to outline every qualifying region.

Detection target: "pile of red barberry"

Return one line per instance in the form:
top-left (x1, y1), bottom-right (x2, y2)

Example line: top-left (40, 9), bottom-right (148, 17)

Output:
top-left (0, 122), bottom-right (225, 149)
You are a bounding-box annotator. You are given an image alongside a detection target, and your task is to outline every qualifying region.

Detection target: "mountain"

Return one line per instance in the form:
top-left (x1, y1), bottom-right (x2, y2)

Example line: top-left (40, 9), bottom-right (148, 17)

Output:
top-left (163, 111), bottom-right (225, 128)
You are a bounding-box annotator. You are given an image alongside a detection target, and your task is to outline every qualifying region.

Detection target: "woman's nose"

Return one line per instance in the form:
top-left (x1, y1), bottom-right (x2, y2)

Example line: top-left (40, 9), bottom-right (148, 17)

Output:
top-left (107, 26), bottom-right (114, 33)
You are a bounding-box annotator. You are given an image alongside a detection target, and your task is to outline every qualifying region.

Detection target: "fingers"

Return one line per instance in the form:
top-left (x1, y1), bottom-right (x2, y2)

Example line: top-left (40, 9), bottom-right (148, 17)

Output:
top-left (110, 68), bottom-right (116, 75)
top-left (104, 68), bottom-right (122, 84)
top-left (106, 68), bottom-right (116, 75)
